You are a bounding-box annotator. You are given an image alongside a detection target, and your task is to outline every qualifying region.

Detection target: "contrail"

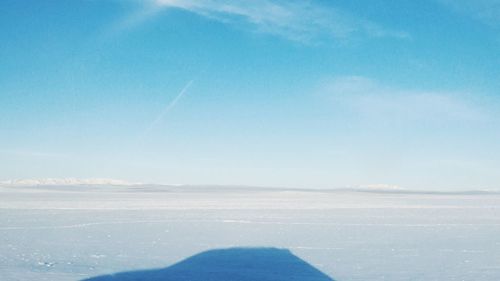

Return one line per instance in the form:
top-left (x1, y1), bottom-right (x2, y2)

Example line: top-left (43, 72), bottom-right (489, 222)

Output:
top-left (143, 79), bottom-right (195, 136)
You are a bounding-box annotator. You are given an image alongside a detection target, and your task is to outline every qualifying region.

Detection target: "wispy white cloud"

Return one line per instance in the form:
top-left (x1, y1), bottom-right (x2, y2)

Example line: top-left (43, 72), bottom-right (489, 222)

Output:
top-left (152, 0), bottom-right (409, 42)
top-left (439, 0), bottom-right (500, 27)
top-left (0, 149), bottom-right (69, 159)
top-left (320, 76), bottom-right (487, 123)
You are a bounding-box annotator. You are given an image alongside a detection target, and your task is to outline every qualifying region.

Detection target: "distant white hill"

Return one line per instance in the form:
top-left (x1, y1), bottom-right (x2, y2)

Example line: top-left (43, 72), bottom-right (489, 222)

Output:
top-left (0, 178), bottom-right (140, 186)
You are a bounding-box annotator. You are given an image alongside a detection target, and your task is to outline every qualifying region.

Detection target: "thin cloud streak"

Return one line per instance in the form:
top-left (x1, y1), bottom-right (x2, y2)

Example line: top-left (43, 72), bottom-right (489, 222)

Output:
top-left (152, 0), bottom-right (409, 43)
top-left (143, 79), bottom-right (195, 136)
top-left (0, 149), bottom-right (69, 159)
top-left (320, 76), bottom-right (488, 123)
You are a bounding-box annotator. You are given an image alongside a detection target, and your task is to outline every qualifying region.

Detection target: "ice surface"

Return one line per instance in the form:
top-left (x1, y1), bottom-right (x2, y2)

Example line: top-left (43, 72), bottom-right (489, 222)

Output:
top-left (1, 184), bottom-right (499, 280)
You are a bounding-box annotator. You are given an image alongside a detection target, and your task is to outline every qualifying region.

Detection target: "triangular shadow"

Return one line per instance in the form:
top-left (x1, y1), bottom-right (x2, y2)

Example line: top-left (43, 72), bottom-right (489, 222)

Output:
top-left (82, 247), bottom-right (335, 281)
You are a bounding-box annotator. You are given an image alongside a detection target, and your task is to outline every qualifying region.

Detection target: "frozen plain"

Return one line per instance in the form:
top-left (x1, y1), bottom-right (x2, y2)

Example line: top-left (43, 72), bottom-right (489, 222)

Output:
top-left (1, 184), bottom-right (499, 281)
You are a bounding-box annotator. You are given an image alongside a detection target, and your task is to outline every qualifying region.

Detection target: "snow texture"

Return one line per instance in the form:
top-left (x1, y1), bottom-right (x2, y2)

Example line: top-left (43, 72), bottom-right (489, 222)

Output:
top-left (1, 184), bottom-right (499, 280)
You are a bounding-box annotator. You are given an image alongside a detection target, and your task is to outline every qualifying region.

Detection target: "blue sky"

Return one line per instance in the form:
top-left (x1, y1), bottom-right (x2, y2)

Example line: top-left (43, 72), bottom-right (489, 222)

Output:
top-left (1, 0), bottom-right (500, 189)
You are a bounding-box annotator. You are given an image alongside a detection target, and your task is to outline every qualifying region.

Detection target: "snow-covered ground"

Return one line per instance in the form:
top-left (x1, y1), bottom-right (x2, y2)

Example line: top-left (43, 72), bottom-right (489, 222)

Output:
top-left (1, 184), bottom-right (499, 280)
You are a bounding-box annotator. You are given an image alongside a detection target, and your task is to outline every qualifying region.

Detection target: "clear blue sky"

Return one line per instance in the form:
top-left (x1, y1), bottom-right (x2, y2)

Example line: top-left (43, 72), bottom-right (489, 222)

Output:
top-left (1, 0), bottom-right (499, 189)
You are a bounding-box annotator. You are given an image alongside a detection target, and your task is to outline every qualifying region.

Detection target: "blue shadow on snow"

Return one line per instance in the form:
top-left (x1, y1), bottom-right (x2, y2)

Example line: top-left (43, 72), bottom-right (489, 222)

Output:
top-left (82, 247), bottom-right (335, 281)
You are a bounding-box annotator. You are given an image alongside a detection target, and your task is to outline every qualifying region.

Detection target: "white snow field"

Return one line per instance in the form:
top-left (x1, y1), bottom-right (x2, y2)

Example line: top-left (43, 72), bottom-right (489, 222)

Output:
top-left (1, 183), bottom-right (499, 281)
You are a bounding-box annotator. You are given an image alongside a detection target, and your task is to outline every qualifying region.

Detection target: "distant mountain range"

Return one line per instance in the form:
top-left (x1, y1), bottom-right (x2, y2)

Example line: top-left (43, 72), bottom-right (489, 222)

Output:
top-left (1, 178), bottom-right (499, 195)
